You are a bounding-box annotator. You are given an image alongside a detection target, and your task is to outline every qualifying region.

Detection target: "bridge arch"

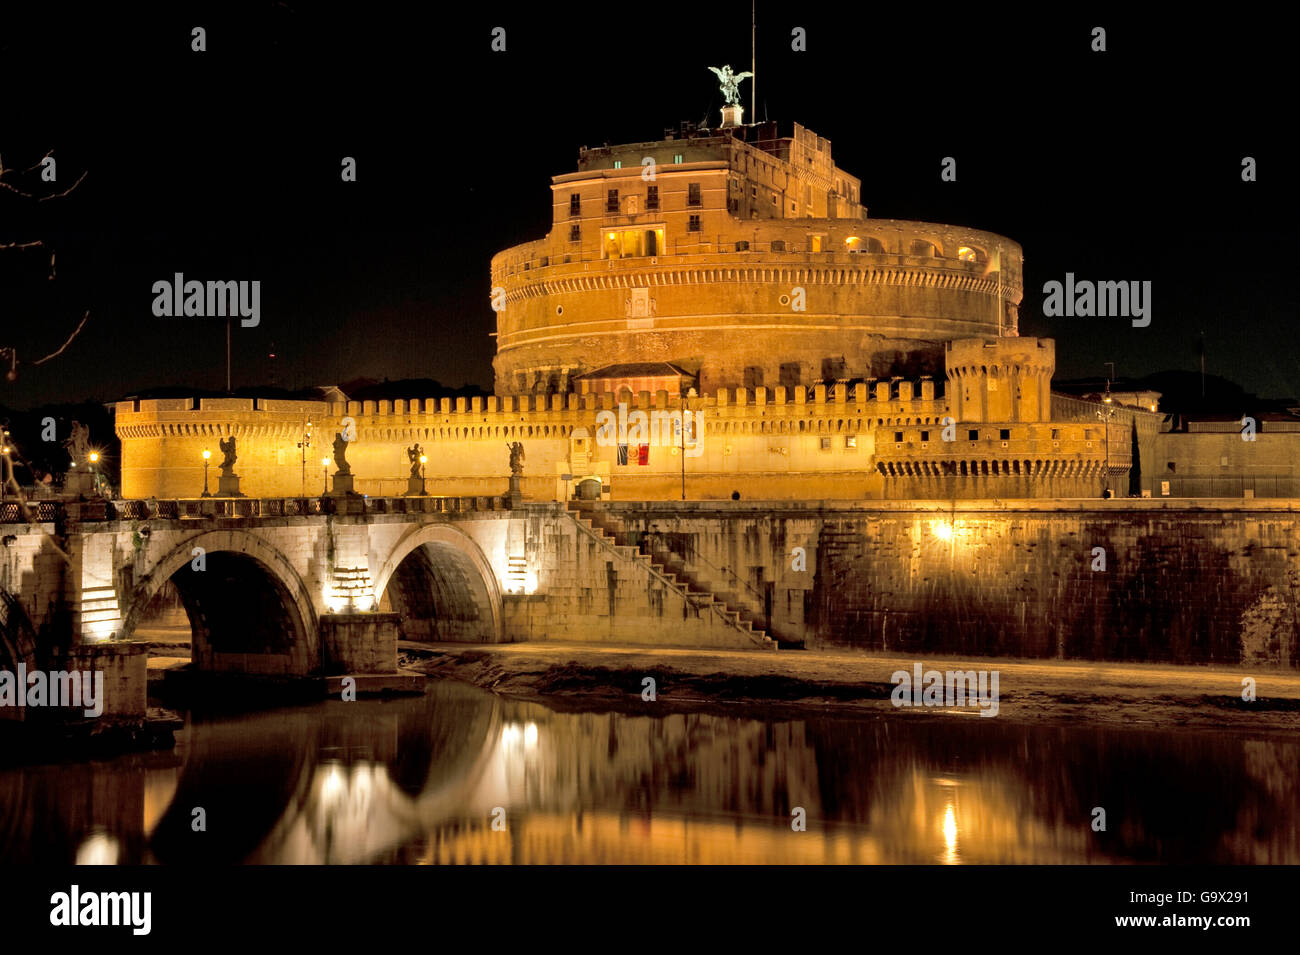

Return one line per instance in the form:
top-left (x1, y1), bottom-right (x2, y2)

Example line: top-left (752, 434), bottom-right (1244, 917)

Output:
top-left (121, 530), bottom-right (320, 676)
top-left (373, 524), bottom-right (504, 644)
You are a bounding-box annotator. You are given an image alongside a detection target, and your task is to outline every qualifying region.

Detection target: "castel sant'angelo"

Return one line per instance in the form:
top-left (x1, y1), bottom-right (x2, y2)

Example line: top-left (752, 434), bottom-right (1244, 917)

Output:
top-left (116, 82), bottom-right (1155, 503)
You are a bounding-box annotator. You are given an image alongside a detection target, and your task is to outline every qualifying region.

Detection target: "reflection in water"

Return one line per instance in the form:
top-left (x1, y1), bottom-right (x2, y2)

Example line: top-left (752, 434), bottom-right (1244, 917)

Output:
top-left (1, 680), bottom-right (1297, 864)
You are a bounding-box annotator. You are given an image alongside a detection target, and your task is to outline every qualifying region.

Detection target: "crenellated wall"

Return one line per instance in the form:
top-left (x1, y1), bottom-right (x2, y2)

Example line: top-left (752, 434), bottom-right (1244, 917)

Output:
top-left (114, 338), bottom-right (1125, 503)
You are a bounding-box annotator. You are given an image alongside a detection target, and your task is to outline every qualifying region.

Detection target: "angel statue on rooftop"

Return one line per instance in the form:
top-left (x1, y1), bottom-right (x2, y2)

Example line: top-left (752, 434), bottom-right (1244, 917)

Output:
top-left (708, 65), bottom-right (752, 107)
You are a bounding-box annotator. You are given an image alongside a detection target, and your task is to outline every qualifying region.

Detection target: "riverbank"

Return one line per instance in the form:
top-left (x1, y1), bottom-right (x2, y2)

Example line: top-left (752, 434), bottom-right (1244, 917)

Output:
top-left (399, 641), bottom-right (1300, 733)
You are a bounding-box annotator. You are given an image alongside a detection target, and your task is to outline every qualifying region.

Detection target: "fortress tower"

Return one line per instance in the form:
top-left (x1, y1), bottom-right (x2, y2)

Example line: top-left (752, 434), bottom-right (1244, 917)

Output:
top-left (491, 118), bottom-right (1023, 397)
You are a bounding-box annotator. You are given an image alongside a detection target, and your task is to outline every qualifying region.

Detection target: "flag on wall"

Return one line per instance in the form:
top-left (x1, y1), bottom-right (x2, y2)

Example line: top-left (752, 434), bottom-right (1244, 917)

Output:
top-left (637, 444), bottom-right (650, 465)
top-left (617, 444), bottom-right (629, 465)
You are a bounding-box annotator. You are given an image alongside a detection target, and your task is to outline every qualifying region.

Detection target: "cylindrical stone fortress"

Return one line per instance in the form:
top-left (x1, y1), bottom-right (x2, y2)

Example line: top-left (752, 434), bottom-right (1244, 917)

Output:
top-left (491, 120), bottom-right (1023, 396)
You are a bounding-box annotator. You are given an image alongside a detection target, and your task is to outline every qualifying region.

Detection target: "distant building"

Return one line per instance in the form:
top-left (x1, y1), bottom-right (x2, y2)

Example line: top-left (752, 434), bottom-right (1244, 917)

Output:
top-left (1156, 412), bottom-right (1300, 498)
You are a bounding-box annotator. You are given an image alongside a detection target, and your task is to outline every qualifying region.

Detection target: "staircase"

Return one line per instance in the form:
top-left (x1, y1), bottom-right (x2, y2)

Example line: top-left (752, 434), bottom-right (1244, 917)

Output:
top-left (566, 501), bottom-right (778, 650)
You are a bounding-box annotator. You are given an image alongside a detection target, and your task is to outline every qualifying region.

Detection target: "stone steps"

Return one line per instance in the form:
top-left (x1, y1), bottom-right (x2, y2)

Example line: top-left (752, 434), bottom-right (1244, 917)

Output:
top-left (568, 501), bottom-right (776, 650)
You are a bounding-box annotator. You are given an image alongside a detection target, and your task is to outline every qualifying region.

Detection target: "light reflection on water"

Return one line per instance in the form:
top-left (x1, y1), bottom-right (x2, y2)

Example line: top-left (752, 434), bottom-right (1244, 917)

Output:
top-left (1, 679), bottom-right (1296, 865)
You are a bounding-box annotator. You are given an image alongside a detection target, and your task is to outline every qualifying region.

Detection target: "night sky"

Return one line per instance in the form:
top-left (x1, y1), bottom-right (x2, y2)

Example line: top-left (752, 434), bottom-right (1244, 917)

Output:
top-left (2, 4), bottom-right (1294, 408)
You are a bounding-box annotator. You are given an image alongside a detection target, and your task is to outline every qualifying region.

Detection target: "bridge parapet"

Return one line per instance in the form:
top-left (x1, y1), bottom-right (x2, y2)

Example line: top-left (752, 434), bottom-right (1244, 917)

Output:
top-left (1, 495), bottom-right (512, 525)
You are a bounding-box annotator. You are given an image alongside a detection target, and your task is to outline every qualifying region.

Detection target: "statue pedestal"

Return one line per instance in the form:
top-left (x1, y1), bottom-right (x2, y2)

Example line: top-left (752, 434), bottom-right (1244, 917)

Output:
top-left (217, 473), bottom-right (244, 497)
top-left (505, 474), bottom-right (522, 509)
top-left (404, 475), bottom-right (426, 496)
top-left (64, 469), bottom-right (96, 498)
top-left (330, 473), bottom-right (356, 497)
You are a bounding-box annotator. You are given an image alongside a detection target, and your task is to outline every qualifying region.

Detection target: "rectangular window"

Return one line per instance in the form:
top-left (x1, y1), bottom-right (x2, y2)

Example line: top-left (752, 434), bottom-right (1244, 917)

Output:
top-left (1000, 429), bottom-right (1011, 440)
top-left (920, 430), bottom-right (929, 442)
top-left (845, 436), bottom-right (857, 449)
top-left (613, 160), bottom-right (622, 169)
top-left (735, 240), bottom-right (749, 251)
top-left (606, 189), bottom-right (619, 213)
top-left (646, 185), bottom-right (659, 210)
top-left (569, 225), bottom-right (580, 242)
top-left (673, 154), bottom-right (683, 164)
top-left (893, 431), bottom-right (904, 443)
top-left (569, 193), bottom-right (581, 216)
top-left (688, 214), bottom-right (701, 232)
top-left (771, 240), bottom-right (785, 252)
top-left (820, 437), bottom-right (832, 450)
top-left (968, 429), bottom-right (979, 441)
top-left (688, 183), bottom-right (701, 206)
top-left (1051, 428), bottom-right (1059, 440)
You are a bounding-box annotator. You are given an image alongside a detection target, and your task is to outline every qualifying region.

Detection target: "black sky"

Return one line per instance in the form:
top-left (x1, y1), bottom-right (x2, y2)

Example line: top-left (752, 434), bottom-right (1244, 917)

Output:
top-left (1, 3), bottom-right (1295, 408)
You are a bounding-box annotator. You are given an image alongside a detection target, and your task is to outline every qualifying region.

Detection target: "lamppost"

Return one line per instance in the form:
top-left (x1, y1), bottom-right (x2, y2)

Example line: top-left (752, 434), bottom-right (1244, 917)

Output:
top-left (322, 456), bottom-right (330, 496)
top-left (0, 439), bottom-right (10, 501)
top-left (297, 419), bottom-right (312, 497)
top-left (1096, 398), bottom-right (1115, 499)
top-left (201, 449), bottom-right (211, 497)
top-left (420, 454), bottom-right (427, 494)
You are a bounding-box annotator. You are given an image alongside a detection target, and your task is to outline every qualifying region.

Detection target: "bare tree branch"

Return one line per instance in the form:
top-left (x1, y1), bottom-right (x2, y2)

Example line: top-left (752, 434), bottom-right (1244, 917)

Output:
top-left (29, 310), bottom-right (90, 365)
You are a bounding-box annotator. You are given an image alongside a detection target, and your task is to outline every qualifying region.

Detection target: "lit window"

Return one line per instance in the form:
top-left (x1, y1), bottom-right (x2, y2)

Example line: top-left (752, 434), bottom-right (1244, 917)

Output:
top-left (613, 160), bottom-right (622, 169)
top-left (673, 154), bottom-right (683, 164)
top-left (845, 435), bottom-right (857, 449)
top-left (957, 246), bottom-right (978, 263)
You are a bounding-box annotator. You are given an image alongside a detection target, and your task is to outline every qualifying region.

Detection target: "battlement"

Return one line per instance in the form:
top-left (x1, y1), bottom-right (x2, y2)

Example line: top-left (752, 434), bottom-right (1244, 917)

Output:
top-left (115, 378), bottom-right (949, 431)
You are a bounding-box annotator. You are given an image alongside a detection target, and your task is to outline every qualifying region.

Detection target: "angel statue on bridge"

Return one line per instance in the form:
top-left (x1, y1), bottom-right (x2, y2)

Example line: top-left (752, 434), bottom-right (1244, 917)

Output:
top-left (708, 65), bottom-right (752, 107)
top-left (333, 432), bottom-right (352, 475)
top-left (407, 443), bottom-right (423, 478)
top-left (507, 441), bottom-right (525, 476)
top-left (63, 420), bottom-right (91, 467)
top-left (218, 436), bottom-right (237, 475)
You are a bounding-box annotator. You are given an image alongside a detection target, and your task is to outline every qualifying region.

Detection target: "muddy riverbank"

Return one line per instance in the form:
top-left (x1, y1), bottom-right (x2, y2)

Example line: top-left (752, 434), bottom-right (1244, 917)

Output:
top-left (399, 641), bottom-right (1300, 734)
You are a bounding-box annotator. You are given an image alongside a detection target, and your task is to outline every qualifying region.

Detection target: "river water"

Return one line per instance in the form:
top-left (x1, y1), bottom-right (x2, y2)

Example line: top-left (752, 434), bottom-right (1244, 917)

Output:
top-left (1, 679), bottom-right (1296, 864)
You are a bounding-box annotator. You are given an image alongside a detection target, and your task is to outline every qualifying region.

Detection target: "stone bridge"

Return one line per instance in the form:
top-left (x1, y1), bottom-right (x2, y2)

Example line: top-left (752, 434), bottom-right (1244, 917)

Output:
top-left (0, 495), bottom-right (771, 720)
